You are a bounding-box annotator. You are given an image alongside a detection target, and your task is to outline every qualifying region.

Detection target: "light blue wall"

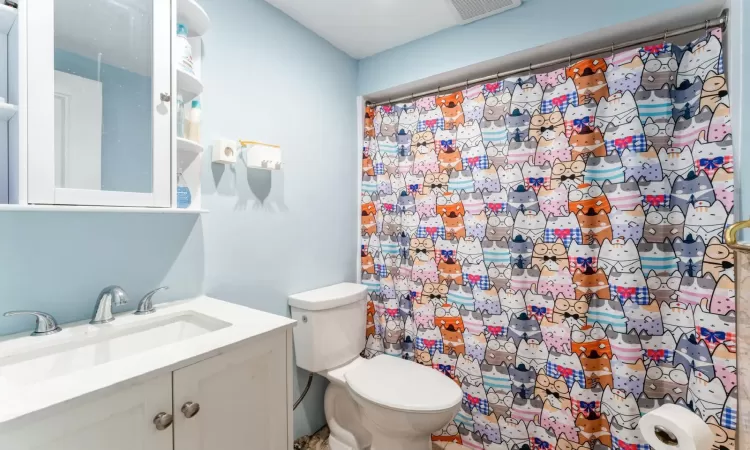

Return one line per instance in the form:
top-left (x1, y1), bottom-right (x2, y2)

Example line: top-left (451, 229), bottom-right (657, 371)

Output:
top-left (0, 212), bottom-right (204, 332)
top-left (357, 0), bottom-right (710, 95)
top-left (54, 50), bottom-right (153, 193)
top-left (198, 0), bottom-right (358, 438)
top-left (0, 0), bottom-right (357, 440)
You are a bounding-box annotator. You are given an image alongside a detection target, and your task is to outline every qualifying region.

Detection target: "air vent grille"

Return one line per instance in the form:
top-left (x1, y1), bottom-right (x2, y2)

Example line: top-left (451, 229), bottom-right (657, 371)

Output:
top-left (449, 0), bottom-right (522, 24)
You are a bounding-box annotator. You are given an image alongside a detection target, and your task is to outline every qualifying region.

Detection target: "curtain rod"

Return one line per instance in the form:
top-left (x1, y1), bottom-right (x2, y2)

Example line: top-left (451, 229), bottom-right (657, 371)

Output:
top-left (368, 12), bottom-right (728, 107)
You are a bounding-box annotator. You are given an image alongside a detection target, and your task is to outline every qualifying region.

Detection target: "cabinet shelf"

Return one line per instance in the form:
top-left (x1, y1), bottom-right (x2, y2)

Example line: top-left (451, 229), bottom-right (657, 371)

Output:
top-left (177, 0), bottom-right (210, 37)
top-left (0, 204), bottom-right (208, 213)
top-left (177, 68), bottom-right (203, 102)
top-left (0, 4), bottom-right (17, 35)
top-left (0, 102), bottom-right (18, 121)
top-left (177, 137), bottom-right (203, 154)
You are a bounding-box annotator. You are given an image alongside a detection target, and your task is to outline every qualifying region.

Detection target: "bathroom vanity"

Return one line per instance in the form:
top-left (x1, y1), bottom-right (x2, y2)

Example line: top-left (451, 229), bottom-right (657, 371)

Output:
top-left (0, 297), bottom-right (295, 450)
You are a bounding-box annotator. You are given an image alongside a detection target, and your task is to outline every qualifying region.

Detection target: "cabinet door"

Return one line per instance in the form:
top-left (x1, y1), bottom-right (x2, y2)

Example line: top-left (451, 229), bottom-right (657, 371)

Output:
top-left (0, 373), bottom-right (173, 450)
top-left (173, 331), bottom-right (291, 450)
top-left (26, 0), bottom-right (171, 207)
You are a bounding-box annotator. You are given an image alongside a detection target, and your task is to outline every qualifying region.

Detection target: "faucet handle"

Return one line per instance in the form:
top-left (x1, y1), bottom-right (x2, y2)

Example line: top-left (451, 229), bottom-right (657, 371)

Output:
top-left (134, 286), bottom-right (169, 315)
top-left (4, 311), bottom-right (62, 336)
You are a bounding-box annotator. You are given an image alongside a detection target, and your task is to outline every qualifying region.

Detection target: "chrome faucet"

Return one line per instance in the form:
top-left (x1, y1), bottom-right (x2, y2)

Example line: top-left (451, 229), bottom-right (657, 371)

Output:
top-left (91, 285), bottom-right (129, 324)
top-left (3, 311), bottom-right (62, 336)
top-left (134, 286), bottom-right (169, 315)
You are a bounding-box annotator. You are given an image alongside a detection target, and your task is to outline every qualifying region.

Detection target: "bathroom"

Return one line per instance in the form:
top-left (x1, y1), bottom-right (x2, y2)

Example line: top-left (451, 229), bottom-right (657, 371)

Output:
top-left (0, 0), bottom-right (745, 449)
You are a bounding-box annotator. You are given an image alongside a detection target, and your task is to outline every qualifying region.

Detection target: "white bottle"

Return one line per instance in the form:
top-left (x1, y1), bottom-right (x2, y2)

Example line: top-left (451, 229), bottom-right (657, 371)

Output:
top-left (186, 99), bottom-right (201, 143)
top-left (176, 23), bottom-right (193, 74)
top-left (176, 93), bottom-right (185, 138)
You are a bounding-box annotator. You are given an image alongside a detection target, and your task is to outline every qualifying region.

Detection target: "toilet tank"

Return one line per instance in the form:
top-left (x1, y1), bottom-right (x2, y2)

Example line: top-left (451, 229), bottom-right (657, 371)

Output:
top-left (288, 283), bottom-right (368, 373)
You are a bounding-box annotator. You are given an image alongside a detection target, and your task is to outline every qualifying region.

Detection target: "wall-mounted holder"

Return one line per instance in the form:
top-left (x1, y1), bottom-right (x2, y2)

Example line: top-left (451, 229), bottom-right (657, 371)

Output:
top-left (240, 140), bottom-right (282, 170)
top-left (212, 139), bottom-right (238, 164)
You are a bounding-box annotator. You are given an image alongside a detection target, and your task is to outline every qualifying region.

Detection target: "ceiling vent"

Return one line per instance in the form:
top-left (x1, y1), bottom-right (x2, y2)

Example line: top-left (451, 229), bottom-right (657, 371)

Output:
top-left (447, 0), bottom-right (522, 24)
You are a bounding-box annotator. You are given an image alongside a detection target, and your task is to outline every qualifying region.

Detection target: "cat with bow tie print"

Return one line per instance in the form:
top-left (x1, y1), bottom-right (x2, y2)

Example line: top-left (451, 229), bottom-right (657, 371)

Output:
top-left (693, 134), bottom-right (733, 177)
top-left (530, 109), bottom-right (566, 142)
top-left (362, 30), bottom-right (735, 449)
top-left (604, 117), bottom-right (647, 157)
top-left (542, 78), bottom-right (578, 114)
top-left (551, 158), bottom-right (586, 190)
top-left (565, 101), bottom-right (598, 137)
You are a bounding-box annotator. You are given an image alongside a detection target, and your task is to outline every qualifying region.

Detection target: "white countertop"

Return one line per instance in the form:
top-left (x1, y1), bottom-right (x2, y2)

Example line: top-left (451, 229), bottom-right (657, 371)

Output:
top-left (0, 296), bottom-right (295, 427)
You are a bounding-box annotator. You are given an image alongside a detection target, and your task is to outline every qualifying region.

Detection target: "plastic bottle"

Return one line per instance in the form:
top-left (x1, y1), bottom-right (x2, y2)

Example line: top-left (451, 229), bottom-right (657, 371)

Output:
top-left (176, 172), bottom-right (192, 209)
top-left (176, 93), bottom-right (185, 138)
top-left (186, 99), bottom-right (201, 143)
top-left (176, 23), bottom-right (193, 74)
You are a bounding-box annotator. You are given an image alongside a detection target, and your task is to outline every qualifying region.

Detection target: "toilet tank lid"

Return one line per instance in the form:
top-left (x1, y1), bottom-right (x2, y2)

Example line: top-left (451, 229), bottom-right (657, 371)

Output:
top-left (288, 283), bottom-right (368, 311)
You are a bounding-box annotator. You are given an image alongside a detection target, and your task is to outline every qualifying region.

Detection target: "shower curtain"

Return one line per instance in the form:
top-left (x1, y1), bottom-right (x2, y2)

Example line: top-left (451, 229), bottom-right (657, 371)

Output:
top-left (360, 28), bottom-right (735, 450)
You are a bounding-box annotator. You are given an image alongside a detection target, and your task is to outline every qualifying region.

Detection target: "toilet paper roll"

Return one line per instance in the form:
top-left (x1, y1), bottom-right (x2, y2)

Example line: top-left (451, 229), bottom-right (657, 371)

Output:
top-left (639, 404), bottom-right (714, 450)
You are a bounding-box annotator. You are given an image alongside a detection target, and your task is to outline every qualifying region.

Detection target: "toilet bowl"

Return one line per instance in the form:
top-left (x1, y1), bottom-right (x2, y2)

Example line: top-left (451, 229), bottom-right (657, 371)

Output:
top-left (289, 283), bottom-right (462, 450)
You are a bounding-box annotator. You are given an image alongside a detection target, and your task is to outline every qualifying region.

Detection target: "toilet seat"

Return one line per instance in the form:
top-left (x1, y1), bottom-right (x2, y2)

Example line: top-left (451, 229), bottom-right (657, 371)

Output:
top-left (320, 356), bottom-right (368, 385)
top-left (344, 355), bottom-right (462, 413)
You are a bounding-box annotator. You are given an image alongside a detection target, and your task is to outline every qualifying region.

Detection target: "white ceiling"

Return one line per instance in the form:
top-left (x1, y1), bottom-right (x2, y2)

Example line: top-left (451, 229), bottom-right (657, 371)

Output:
top-left (263, 0), bottom-right (464, 59)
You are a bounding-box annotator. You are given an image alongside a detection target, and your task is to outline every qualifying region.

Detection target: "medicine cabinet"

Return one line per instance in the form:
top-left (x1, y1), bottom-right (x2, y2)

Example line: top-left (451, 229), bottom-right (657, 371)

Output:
top-left (1, 0), bottom-right (208, 211)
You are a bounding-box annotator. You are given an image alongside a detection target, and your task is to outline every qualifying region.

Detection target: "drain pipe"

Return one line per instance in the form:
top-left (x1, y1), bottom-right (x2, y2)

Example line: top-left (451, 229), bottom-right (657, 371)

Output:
top-left (293, 373), bottom-right (314, 410)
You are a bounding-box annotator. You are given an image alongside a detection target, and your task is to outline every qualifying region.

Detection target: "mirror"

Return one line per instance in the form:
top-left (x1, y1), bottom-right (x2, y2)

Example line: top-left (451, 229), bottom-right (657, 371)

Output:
top-left (53, 0), bottom-right (153, 193)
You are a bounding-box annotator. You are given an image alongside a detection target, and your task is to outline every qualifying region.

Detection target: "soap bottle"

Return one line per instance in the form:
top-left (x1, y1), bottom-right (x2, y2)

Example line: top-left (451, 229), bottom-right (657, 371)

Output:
top-left (186, 99), bottom-right (201, 143)
top-left (176, 172), bottom-right (192, 209)
top-left (176, 93), bottom-right (185, 138)
top-left (176, 23), bottom-right (193, 74)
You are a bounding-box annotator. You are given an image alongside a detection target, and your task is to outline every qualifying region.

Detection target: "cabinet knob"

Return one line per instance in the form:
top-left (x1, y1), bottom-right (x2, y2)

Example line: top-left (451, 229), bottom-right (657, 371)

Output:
top-left (153, 412), bottom-right (173, 430)
top-left (181, 401), bottom-right (200, 418)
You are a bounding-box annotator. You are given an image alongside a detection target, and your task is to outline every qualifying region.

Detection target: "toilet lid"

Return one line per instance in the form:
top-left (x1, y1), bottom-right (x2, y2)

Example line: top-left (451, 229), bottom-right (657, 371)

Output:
top-left (344, 355), bottom-right (462, 413)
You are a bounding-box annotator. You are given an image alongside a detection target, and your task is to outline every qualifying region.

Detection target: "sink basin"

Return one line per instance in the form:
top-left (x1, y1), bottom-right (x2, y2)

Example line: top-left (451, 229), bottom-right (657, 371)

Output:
top-left (0, 312), bottom-right (229, 386)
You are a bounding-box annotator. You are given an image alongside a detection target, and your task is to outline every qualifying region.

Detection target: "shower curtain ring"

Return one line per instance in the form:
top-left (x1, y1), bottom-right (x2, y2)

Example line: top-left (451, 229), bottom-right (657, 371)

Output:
top-left (528, 63), bottom-right (532, 76)
top-left (611, 43), bottom-right (615, 61)
top-left (568, 53), bottom-right (572, 68)
top-left (663, 30), bottom-right (668, 45)
top-left (705, 19), bottom-right (710, 36)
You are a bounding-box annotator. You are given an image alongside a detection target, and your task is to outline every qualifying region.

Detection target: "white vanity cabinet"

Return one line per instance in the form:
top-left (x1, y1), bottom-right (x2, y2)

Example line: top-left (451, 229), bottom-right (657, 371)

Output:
top-left (1, 329), bottom-right (293, 450)
top-left (174, 331), bottom-right (290, 450)
top-left (2, 373), bottom-right (174, 450)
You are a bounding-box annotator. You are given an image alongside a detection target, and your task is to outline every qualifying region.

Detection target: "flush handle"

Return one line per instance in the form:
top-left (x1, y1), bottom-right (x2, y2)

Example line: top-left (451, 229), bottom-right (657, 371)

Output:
top-left (160, 92), bottom-right (171, 102)
top-left (153, 412), bottom-right (173, 430)
top-left (181, 401), bottom-right (200, 418)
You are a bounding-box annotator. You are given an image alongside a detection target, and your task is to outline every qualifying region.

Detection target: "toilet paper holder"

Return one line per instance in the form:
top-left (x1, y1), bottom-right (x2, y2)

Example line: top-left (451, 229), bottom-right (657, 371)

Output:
top-left (654, 425), bottom-right (679, 447)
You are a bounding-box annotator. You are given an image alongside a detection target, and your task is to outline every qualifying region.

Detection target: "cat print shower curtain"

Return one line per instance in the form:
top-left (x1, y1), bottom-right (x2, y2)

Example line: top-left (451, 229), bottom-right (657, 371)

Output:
top-left (360, 28), bottom-right (736, 450)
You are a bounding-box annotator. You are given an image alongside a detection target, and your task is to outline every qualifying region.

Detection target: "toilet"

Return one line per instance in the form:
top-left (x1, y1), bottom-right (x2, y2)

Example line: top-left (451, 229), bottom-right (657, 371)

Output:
top-left (289, 282), bottom-right (462, 450)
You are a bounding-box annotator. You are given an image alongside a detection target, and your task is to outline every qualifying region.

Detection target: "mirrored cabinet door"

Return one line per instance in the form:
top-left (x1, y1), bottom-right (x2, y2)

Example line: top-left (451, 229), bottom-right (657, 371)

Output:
top-left (26, 0), bottom-right (171, 207)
